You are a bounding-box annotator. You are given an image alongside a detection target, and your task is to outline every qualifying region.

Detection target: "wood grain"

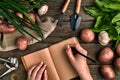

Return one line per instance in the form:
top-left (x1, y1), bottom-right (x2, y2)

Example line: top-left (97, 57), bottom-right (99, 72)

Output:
top-left (0, 0), bottom-right (119, 80)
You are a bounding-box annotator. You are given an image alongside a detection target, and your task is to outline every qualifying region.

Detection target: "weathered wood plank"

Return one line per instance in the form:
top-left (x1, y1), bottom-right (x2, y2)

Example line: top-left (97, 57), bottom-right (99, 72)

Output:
top-left (47, 0), bottom-right (95, 21)
top-left (0, 64), bottom-right (27, 80)
top-left (0, 43), bottom-right (51, 63)
top-left (47, 8), bottom-right (94, 21)
top-left (1, 64), bottom-right (120, 80)
top-left (49, 21), bottom-right (94, 37)
top-left (48, 0), bottom-right (95, 7)
top-left (0, 0), bottom-right (120, 80)
top-left (89, 65), bottom-right (120, 80)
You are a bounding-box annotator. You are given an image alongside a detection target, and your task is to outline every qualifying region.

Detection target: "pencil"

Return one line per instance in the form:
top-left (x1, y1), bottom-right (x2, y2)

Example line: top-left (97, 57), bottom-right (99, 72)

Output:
top-left (71, 47), bottom-right (96, 63)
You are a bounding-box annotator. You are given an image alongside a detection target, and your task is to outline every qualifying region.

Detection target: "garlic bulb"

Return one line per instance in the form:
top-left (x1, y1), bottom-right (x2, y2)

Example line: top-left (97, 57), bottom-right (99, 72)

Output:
top-left (38, 4), bottom-right (48, 16)
top-left (98, 31), bottom-right (110, 46)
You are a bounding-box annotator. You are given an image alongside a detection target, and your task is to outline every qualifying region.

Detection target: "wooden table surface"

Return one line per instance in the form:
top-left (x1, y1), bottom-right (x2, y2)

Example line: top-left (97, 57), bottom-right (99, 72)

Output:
top-left (0, 0), bottom-right (120, 80)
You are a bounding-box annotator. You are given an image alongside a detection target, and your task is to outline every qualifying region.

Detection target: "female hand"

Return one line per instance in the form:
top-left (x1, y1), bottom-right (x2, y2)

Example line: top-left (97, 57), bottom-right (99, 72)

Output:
top-left (66, 43), bottom-right (93, 80)
top-left (27, 62), bottom-right (48, 80)
top-left (66, 43), bottom-right (87, 73)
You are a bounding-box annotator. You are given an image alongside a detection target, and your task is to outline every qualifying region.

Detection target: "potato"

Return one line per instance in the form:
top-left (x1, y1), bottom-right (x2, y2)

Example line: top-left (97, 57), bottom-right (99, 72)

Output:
top-left (116, 43), bottom-right (120, 56)
top-left (100, 65), bottom-right (115, 80)
top-left (114, 57), bottom-right (120, 70)
top-left (0, 23), bottom-right (16, 33)
top-left (17, 36), bottom-right (28, 50)
top-left (80, 29), bottom-right (95, 43)
top-left (98, 47), bottom-right (114, 63)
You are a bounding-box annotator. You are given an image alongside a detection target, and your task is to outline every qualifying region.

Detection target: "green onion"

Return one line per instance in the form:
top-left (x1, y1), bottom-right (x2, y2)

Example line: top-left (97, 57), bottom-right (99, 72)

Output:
top-left (0, 0), bottom-right (48, 42)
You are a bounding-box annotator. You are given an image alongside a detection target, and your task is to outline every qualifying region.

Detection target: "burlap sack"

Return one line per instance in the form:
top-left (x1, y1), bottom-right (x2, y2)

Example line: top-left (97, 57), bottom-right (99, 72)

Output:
top-left (0, 16), bottom-right (58, 51)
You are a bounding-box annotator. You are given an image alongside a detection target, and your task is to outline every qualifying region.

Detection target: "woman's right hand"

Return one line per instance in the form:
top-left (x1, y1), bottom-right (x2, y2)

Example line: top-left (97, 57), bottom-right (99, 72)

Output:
top-left (66, 43), bottom-right (93, 80)
top-left (66, 43), bottom-right (87, 73)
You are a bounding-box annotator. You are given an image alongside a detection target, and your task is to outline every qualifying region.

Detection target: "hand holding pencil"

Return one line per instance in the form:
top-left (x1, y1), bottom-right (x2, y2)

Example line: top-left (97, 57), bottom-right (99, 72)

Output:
top-left (66, 43), bottom-right (93, 80)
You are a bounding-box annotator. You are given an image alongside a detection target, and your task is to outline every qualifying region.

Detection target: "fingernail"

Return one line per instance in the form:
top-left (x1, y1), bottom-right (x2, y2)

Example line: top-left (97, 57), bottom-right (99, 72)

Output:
top-left (67, 45), bottom-right (70, 49)
top-left (45, 70), bottom-right (47, 73)
top-left (41, 61), bottom-right (44, 64)
top-left (44, 64), bottom-right (46, 67)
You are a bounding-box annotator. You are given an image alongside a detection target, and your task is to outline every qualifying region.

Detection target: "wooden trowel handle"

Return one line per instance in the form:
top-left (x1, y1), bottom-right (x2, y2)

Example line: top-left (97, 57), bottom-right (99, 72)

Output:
top-left (75, 0), bottom-right (81, 14)
top-left (62, 0), bottom-right (70, 13)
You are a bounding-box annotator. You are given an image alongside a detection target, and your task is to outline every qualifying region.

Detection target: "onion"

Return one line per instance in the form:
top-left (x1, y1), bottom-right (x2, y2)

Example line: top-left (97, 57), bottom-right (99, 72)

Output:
top-left (17, 36), bottom-right (28, 50)
top-left (0, 23), bottom-right (16, 33)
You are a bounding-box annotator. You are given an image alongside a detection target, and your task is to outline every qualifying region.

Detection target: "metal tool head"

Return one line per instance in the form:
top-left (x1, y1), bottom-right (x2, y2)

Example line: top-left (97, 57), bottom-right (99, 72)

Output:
top-left (57, 12), bottom-right (64, 26)
top-left (0, 57), bottom-right (19, 78)
top-left (75, 15), bottom-right (81, 30)
top-left (8, 57), bottom-right (19, 68)
top-left (70, 14), bottom-right (82, 31)
top-left (0, 67), bottom-right (16, 78)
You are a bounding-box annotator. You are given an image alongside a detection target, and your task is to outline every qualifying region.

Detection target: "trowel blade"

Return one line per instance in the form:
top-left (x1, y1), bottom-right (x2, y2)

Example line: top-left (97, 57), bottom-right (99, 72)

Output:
top-left (70, 14), bottom-right (82, 31)
top-left (75, 16), bottom-right (81, 30)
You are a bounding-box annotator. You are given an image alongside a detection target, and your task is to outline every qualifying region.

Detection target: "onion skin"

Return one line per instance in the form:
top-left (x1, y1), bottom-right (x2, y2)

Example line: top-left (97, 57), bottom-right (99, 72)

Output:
top-left (25, 12), bottom-right (36, 26)
top-left (114, 57), bottom-right (120, 70)
top-left (80, 29), bottom-right (95, 43)
top-left (17, 36), bottom-right (28, 51)
top-left (98, 47), bottom-right (114, 63)
top-left (16, 12), bottom-right (24, 19)
top-left (100, 65), bottom-right (115, 80)
top-left (0, 23), bottom-right (16, 33)
top-left (28, 12), bottom-right (36, 22)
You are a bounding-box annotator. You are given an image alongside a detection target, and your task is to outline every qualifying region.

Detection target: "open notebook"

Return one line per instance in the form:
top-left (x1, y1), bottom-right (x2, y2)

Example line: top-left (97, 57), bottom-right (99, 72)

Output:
top-left (21, 37), bottom-right (79, 80)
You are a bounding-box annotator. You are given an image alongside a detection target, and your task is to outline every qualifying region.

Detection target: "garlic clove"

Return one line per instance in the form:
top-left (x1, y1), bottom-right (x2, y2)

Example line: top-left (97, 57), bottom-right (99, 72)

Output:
top-left (38, 4), bottom-right (48, 16)
top-left (98, 31), bottom-right (110, 46)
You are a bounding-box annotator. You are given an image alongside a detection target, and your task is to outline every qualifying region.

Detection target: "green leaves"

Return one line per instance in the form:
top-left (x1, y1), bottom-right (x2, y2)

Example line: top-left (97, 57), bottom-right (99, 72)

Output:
top-left (105, 3), bottom-right (120, 10)
top-left (94, 16), bottom-right (103, 28)
top-left (0, 0), bottom-right (49, 42)
top-left (84, 7), bottom-right (106, 18)
top-left (95, 0), bottom-right (112, 12)
top-left (112, 13), bottom-right (120, 23)
top-left (84, 0), bottom-right (120, 48)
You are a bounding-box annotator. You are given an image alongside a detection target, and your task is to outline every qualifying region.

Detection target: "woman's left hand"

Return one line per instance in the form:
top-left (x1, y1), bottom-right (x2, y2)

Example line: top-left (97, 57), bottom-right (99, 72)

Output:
top-left (27, 62), bottom-right (48, 80)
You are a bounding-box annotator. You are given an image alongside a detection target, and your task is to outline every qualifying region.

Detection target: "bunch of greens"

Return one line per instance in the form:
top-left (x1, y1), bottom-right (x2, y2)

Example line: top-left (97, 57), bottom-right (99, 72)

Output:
top-left (0, 0), bottom-right (49, 42)
top-left (84, 0), bottom-right (120, 48)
